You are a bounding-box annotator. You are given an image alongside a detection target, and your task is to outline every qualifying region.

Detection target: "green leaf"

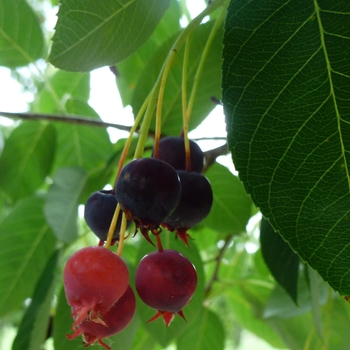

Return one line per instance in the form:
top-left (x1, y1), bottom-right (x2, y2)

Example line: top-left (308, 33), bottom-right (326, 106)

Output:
top-left (44, 167), bottom-right (88, 244)
top-left (0, 196), bottom-right (56, 316)
top-left (115, 0), bottom-right (181, 106)
top-left (52, 99), bottom-right (113, 172)
top-left (260, 218), bottom-right (299, 304)
top-left (0, 122), bottom-right (56, 202)
top-left (53, 287), bottom-right (92, 350)
top-left (12, 249), bottom-right (60, 350)
top-left (131, 21), bottom-right (223, 135)
top-left (49, 0), bottom-right (172, 72)
top-left (264, 270), bottom-right (329, 319)
top-left (0, 0), bottom-right (45, 68)
top-left (226, 285), bottom-right (285, 348)
top-left (32, 70), bottom-right (90, 113)
top-left (222, 1), bottom-right (350, 295)
top-left (202, 162), bottom-right (252, 234)
top-left (177, 308), bottom-right (225, 350)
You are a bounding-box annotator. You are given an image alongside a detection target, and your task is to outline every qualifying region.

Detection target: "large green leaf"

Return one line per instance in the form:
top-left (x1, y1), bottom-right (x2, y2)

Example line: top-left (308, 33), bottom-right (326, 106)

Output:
top-left (12, 249), bottom-right (60, 350)
top-left (222, 1), bottom-right (350, 294)
top-left (131, 21), bottom-right (223, 135)
top-left (0, 122), bottom-right (56, 202)
top-left (0, 0), bottom-right (44, 68)
top-left (49, 0), bottom-right (171, 72)
top-left (202, 162), bottom-right (252, 235)
top-left (0, 196), bottom-right (56, 316)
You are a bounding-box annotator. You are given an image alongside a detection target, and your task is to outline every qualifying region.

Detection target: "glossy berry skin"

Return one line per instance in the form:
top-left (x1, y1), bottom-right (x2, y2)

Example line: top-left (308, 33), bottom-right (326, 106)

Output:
top-left (84, 190), bottom-right (131, 242)
top-left (115, 158), bottom-right (181, 231)
top-left (64, 246), bottom-right (129, 326)
top-left (67, 285), bottom-right (136, 350)
top-left (153, 136), bottom-right (204, 173)
top-left (163, 171), bottom-right (213, 232)
top-left (135, 249), bottom-right (197, 325)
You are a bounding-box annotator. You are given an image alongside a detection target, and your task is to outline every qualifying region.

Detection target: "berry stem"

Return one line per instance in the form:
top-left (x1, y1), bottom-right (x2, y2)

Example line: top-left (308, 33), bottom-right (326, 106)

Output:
top-left (186, 3), bottom-right (228, 125)
top-left (153, 49), bottom-right (177, 159)
top-left (133, 0), bottom-right (226, 159)
top-left (155, 234), bottom-right (163, 252)
top-left (105, 204), bottom-right (121, 249)
top-left (181, 36), bottom-right (192, 172)
top-left (117, 213), bottom-right (128, 257)
top-left (114, 93), bottom-right (151, 187)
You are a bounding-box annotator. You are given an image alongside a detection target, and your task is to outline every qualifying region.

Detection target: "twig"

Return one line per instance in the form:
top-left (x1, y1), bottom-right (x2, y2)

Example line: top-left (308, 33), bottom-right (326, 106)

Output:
top-left (0, 111), bottom-right (132, 131)
top-left (205, 234), bottom-right (233, 297)
top-left (203, 143), bottom-right (229, 171)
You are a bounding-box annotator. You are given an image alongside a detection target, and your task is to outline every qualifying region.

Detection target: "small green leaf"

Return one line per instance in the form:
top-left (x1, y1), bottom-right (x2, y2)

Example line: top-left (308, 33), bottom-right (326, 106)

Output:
top-left (53, 99), bottom-right (113, 172)
top-left (116, 0), bottom-right (181, 106)
top-left (32, 70), bottom-right (90, 113)
top-left (0, 0), bottom-right (45, 68)
top-left (0, 122), bottom-right (56, 202)
top-left (12, 250), bottom-right (60, 350)
top-left (131, 21), bottom-right (223, 135)
top-left (177, 308), bottom-right (225, 350)
top-left (49, 0), bottom-right (171, 72)
top-left (0, 196), bottom-right (56, 316)
top-left (202, 162), bottom-right (252, 234)
top-left (260, 218), bottom-right (299, 304)
top-left (44, 167), bottom-right (88, 244)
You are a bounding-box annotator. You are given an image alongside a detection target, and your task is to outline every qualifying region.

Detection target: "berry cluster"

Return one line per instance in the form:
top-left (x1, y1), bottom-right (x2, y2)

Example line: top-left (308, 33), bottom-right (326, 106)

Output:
top-left (63, 136), bottom-right (213, 349)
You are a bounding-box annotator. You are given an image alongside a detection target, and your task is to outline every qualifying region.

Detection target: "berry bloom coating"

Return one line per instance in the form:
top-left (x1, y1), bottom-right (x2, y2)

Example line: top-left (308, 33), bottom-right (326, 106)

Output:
top-left (153, 136), bottom-right (204, 173)
top-left (115, 158), bottom-right (181, 242)
top-left (84, 190), bottom-right (131, 244)
top-left (64, 246), bottom-right (129, 327)
top-left (135, 249), bottom-right (197, 326)
top-left (163, 171), bottom-right (213, 246)
top-left (67, 285), bottom-right (136, 350)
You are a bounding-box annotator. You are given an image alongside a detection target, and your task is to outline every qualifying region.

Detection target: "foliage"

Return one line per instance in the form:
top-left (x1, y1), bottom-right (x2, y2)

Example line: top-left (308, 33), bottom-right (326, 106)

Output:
top-left (0, 0), bottom-right (349, 349)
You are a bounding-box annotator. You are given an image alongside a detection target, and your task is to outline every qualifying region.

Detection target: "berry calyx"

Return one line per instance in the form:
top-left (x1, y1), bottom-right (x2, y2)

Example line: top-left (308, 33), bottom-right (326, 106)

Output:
top-left (84, 190), bottom-right (131, 245)
top-left (163, 171), bottom-right (213, 246)
top-left (115, 158), bottom-right (181, 244)
top-left (67, 285), bottom-right (136, 350)
top-left (135, 249), bottom-right (197, 326)
top-left (64, 246), bottom-right (129, 327)
top-left (153, 136), bottom-right (204, 173)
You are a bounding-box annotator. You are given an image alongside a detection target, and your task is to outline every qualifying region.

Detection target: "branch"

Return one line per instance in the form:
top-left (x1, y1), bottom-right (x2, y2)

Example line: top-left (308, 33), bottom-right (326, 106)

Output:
top-left (203, 143), bottom-right (229, 171)
top-left (205, 234), bottom-right (233, 297)
top-left (0, 111), bottom-right (132, 131)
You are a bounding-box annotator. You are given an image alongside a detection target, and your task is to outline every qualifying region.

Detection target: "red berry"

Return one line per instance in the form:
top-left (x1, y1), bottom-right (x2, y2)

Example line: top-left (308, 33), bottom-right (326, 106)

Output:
top-left (67, 285), bottom-right (136, 350)
top-left (64, 246), bottom-right (129, 326)
top-left (135, 249), bottom-right (197, 326)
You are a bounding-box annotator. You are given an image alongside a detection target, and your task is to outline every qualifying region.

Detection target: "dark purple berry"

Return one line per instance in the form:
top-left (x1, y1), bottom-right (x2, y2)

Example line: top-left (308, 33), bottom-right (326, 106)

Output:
top-left (163, 171), bottom-right (213, 245)
top-left (115, 158), bottom-right (181, 242)
top-left (84, 190), bottom-right (131, 244)
top-left (153, 136), bottom-right (204, 173)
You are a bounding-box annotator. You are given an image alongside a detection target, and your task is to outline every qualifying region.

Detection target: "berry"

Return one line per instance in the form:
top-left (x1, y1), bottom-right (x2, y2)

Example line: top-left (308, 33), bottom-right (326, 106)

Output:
top-left (135, 249), bottom-right (197, 326)
top-left (115, 158), bottom-right (181, 243)
top-left (153, 136), bottom-right (204, 173)
top-left (84, 190), bottom-right (131, 245)
top-left (64, 246), bottom-right (129, 327)
top-left (163, 171), bottom-right (213, 246)
top-left (67, 285), bottom-right (136, 350)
